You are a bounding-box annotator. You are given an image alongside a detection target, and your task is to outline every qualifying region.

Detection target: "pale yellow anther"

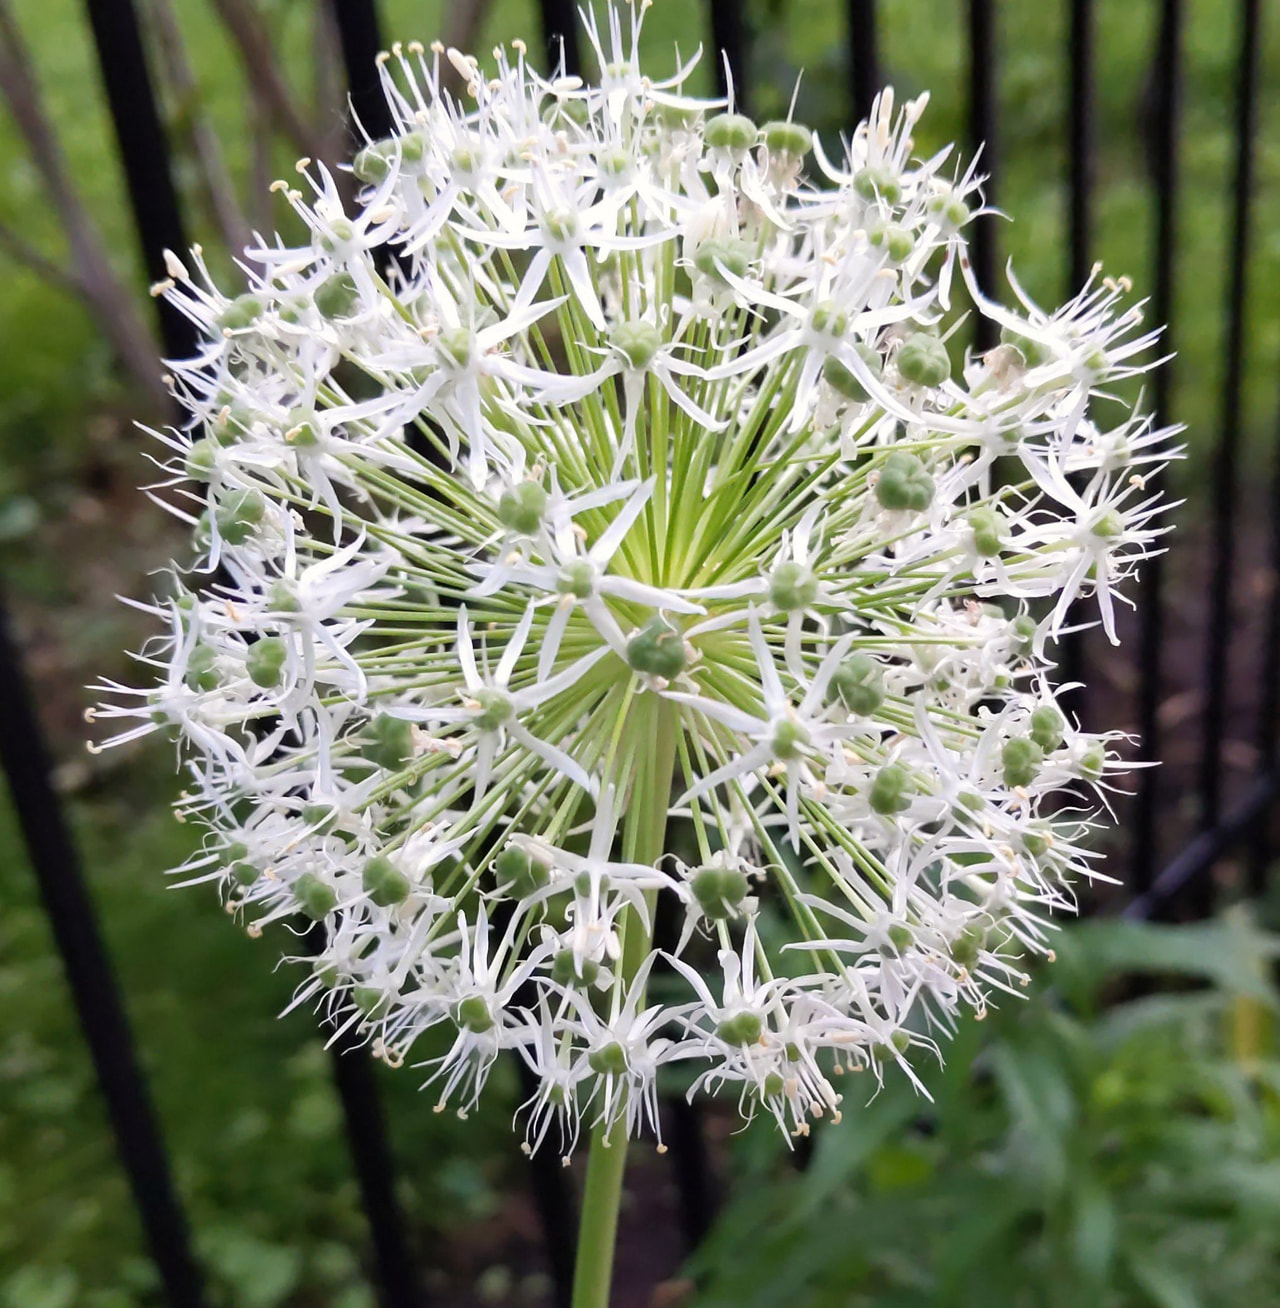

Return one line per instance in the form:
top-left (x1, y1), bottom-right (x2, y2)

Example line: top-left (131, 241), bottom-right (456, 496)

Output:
top-left (408, 40), bottom-right (424, 55)
top-left (149, 279), bottom-right (174, 297)
top-left (375, 50), bottom-right (390, 66)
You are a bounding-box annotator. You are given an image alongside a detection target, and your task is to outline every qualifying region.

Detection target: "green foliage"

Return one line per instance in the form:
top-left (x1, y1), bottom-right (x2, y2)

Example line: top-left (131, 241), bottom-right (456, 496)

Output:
top-left (0, 759), bottom-right (514, 1303)
top-left (689, 912), bottom-right (1280, 1308)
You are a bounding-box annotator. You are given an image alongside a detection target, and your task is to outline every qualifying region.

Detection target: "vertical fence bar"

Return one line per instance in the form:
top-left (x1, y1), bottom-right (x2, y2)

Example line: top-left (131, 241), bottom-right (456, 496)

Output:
top-left (966, 0), bottom-right (998, 351)
top-left (847, 0), bottom-right (878, 125)
top-left (0, 591), bottom-right (205, 1307)
top-left (321, 13), bottom-right (427, 1301)
top-left (1131, 0), bottom-right (1183, 894)
top-left (666, 1097), bottom-right (719, 1248)
top-left (81, 0), bottom-right (194, 360)
top-left (1248, 397), bottom-right (1280, 895)
top-left (1198, 0), bottom-right (1261, 835)
top-left (1057, 0), bottom-right (1095, 718)
top-left (325, 1023), bottom-right (423, 1308)
top-left (1066, 0), bottom-right (1094, 291)
top-left (709, 0), bottom-right (749, 109)
top-left (329, 0), bottom-right (391, 142)
top-left (539, 0), bottom-right (582, 78)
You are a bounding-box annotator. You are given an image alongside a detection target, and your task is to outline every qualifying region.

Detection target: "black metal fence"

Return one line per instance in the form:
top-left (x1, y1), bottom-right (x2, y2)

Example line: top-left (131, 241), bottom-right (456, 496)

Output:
top-left (1, 0), bottom-right (1276, 1304)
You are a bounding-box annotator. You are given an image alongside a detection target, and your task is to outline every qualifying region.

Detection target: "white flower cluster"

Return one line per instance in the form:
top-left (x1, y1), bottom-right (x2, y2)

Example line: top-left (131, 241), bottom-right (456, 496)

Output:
top-left (96, 5), bottom-right (1173, 1154)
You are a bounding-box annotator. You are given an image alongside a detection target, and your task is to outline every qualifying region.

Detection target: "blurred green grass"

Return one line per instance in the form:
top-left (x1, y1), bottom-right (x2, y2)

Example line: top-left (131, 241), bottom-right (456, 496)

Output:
top-left (2, 1), bottom-right (1280, 1302)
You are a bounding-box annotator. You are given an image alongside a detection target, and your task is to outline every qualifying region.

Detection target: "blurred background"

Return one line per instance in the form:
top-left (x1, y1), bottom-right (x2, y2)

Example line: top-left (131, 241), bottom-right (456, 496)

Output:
top-left (3, 1), bottom-right (1280, 1305)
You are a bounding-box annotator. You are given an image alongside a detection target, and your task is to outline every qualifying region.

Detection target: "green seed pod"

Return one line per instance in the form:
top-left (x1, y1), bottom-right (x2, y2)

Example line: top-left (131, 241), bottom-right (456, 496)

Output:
top-left (493, 846), bottom-right (551, 898)
top-left (184, 643), bottom-right (220, 692)
top-left (497, 481), bottom-right (547, 535)
top-left (852, 166), bottom-right (901, 204)
top-left (588, 1041), bottom-right (628, 1076)
top-left (869, 763), bottom-right (913, 815)
top-left (556, 559), bottom-right (596, 600)
top-left (828, 652), bottom-right (885, 716)
top-left (474, 690), bottom-right (514, 732)
top-left (319, 218), bottom-right (356, 253)
top-left (352, 140), bottom-right (394, 184)
top-left (285, 406), bottom-right (321, 448)
top-left (268, 580), bottom-right (300, 613)
top-left (365, 713), bottom-right (414, 771)
top-left (551, 950), bottom-right (599, 988)
top-left (354, 986), bottom-right (391, 1020)
top-left (771, 718), bottom-right (810, 760)
top-left (951, 925), bottom-right (985, 969)
top-left (294, 872), bottom-right (337, 921)
top-left (246, 637), bottom-right (287, 689)
top-left (888, 923), bottom-right (913, 952)
top-left (229, 860), bottom-right (259, 887)
top-left (897, 332), bottom-right (952, 387)
top-left (885, 226), bottom-right (915, 263)
top-left (1011, 613), bottom-right (1037, 652)
top-left (543, 208), bottom-right (577, 243)
top-left (1077, 745), bottom-right (1106, 780)
top-left (690, 866), bottom-right (749, 920)
top-left (655, 102), bottom-right (700, 132)
top-left (769, 561), bottom-right (819, 612)
top-left (1002, 737), bottom-right (1044, 788)
top-left (456, 995), bottom-right (494, 1033)
top-left (967, 505), bottom-right (1006, 557)
top-left (437, 327), bottom-right (474, 369)
top-left (214, 488), bottom-right (266, 544)
top-left (704, 112), bottom-right (758, 152)
top-left (184, 438), bottom-right (218, 482)
top-left (762, 1071), bottom-right (786, 1098)
top-left (1029, 705), bottom-right (1065, 753)
top-left (999, 325), bottom-right (1052, 369)
top-left (761, 120), bottom-right (812, 158)
top-left (363, 855), bottom-right (411, 907)
top-left (809, 300), bottom-right (849, 337)
top-left (822, 342), bottom-right (883, 401)
top-left (875, 450), bottom-right (935, 513)
top-left (1090, 508), bottom-right (1124, 540)
top-left (944, 197), bottom-right (970, 227)
top-left (314, 272), bottom-right (360, 320)
top-left (610, 319), bottom-right (663, 370)
top-left (627, 616), bottom-right (686, 679)
top-left (302, 803), bottom-right (337, 833)
top-left (692, 237), bottom-right (753, 285)
top-left (216, 293), bottom-right (263, 332)
top-left (1022, 828), bottom-right (1051, 859)
top-left (717, 1011), bottom-right (764, 1046)
top-left (313, 961), bottom-right (340, 989)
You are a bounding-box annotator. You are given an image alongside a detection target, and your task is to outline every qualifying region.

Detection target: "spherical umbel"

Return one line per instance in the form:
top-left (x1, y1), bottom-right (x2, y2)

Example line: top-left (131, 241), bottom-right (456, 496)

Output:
top-left (96, 1), bottom-right (1171, 1164)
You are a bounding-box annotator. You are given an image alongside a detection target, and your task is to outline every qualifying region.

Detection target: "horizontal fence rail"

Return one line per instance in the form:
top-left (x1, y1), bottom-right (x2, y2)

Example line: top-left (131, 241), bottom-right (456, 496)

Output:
top-left (0, 1), bottom-right (1277, 1305)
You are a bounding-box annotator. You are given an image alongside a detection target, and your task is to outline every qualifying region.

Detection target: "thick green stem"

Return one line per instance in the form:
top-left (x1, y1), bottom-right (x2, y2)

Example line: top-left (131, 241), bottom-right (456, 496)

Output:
top-left (571, 700), bottom-right (679, 1308)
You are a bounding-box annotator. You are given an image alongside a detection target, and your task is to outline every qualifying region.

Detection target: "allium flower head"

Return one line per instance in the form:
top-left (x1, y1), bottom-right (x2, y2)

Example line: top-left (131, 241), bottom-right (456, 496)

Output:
top-left (97, 5), bottom-right (1174, 1152)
